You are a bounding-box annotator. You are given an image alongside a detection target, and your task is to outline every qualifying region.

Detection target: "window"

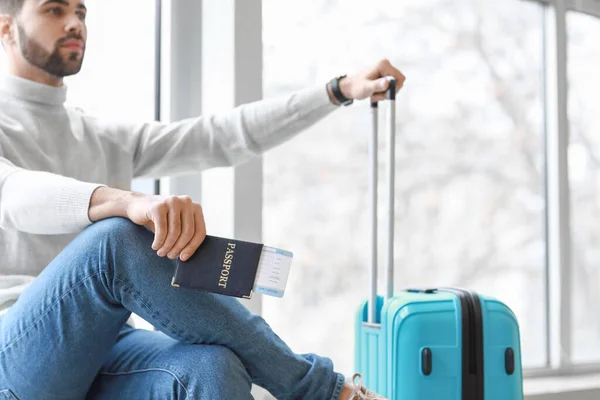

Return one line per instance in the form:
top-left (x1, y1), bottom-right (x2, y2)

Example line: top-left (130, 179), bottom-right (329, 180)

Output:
top-left (567, 10), bottom-right (600, 364)
top-left (66, 1), bottom-right (156, 124)
top-left (262, 0), bottom-right (547, 375)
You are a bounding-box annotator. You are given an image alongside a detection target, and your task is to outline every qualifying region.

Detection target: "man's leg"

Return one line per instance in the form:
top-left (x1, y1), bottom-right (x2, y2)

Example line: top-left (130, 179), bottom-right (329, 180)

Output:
top-left (86, 323), bottom-right (253, 400)
top-left (0, 217), bottom-right (345, 400)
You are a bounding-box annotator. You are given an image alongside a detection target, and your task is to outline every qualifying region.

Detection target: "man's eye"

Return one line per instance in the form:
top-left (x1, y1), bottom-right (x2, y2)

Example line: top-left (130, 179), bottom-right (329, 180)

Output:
top-left (48, 7), bottom-right (62, 15)
top-left (77, 11), bottom-right (86, 21)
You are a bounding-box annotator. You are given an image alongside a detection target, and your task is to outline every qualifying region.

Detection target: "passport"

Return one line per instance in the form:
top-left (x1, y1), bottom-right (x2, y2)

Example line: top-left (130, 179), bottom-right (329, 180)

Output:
top-left (170, 235), bottom-right (293, 299)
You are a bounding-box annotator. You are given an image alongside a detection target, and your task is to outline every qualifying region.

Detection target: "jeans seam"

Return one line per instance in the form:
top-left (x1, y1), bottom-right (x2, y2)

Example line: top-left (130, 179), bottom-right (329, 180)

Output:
top-left (329, 373), bottom-right (345, 400)
top-left (98, 368), bottom-right (189, 397)
top-left (0, 272), bottom-right (103, 355)
top-left (0, 389), bottom-right (19, 400)
top-left (112, 276), bottom-right (195, 343)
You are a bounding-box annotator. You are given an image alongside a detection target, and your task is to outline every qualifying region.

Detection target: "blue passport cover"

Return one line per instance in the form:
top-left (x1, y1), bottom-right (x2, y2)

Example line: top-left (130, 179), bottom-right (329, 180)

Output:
top-left (171, 235), bottom-right (264, 298)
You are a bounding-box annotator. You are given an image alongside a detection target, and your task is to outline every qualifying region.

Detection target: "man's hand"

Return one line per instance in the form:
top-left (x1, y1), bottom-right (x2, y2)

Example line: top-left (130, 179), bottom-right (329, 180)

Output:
top-left (88, 187), bottom-right (206, 262)
top-left (126, 194), bottom-right (206, 261)
top-left (329, 58), bottom-right (406, 104)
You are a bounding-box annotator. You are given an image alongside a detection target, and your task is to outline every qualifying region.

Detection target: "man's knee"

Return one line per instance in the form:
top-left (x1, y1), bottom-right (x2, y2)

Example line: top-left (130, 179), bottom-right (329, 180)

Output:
top-left (67, 217), bottom-right (155, 278)
top-left (85, 217), bottom-right (142, 239)
top-left (80, 217), bottom-right (151, 254)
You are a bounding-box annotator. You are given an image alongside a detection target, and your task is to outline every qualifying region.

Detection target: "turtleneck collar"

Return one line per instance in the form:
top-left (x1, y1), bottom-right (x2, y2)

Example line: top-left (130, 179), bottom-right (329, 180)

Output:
top-left (0, 74), bottom-right (67, 106)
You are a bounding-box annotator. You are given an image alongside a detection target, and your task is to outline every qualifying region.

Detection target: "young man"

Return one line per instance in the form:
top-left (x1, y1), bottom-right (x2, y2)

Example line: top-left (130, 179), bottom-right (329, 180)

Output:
top-left (0, 0), bottom-right (405, 399)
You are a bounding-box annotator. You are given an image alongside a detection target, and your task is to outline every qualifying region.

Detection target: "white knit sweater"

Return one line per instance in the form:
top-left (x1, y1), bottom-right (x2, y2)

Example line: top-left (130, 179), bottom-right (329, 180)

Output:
top-left (0, 74), bottom-right (337, 317)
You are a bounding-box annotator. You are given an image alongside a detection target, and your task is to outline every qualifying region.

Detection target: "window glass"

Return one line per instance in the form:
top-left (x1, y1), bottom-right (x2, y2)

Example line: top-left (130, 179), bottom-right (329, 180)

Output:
top-left (263, 0), bottom-right (547, 374)
top-left (567, 11), bottom-right (600, 363)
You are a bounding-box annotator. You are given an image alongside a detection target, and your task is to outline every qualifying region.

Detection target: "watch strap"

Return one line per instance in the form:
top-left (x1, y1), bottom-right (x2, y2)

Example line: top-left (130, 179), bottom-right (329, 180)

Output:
top-left (329, 75), bottom-right (353, 106)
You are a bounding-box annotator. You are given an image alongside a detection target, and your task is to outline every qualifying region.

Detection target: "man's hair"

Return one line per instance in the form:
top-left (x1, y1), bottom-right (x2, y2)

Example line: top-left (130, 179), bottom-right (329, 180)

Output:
top-left (0, 0), bottom-right (25, 16)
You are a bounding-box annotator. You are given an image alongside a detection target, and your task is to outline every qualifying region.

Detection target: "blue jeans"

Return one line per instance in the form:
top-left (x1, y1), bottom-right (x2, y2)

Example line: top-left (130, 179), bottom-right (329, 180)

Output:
top-left (0, 218), bottom-right (345, 399)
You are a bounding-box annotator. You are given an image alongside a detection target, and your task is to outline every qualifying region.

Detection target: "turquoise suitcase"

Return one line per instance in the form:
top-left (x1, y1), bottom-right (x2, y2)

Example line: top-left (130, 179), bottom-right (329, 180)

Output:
top-left (355, 81), bottom-right (524, 399)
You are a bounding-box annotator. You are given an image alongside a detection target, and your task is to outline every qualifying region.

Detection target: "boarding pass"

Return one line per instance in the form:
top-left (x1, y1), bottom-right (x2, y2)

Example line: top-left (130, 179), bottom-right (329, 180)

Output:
top-left (253, 246), bottom-right (293, 297)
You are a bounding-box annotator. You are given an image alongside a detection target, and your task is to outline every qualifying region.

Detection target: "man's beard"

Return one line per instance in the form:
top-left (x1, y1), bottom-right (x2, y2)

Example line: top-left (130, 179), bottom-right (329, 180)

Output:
top-left (17, 24), bottom-right (85, 77)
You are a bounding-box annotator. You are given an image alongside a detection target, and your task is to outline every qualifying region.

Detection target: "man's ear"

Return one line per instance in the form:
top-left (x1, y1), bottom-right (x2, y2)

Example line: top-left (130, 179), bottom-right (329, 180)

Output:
top-left (0, 14), bottom-right (15, 46)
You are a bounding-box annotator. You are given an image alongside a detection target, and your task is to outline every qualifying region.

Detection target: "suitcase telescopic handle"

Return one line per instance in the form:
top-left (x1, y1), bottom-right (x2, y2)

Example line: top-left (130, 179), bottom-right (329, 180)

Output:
top-left (368, 76), bottom-right (397, 324)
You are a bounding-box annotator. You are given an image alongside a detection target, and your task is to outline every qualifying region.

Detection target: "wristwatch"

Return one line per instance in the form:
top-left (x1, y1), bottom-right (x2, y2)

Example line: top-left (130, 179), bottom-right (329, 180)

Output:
top-left (329, 75), bottom-right (353, 106)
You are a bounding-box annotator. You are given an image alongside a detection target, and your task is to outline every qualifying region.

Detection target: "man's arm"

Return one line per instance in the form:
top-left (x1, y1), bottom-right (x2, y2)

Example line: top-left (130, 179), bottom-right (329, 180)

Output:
top-left (0, 155), bottom-right (205, 260)
top-left (87, 186), bottom-right (132, 221)
top-left (1, 60), bottom-right (405, 260)
top-left (122, 84), bottom-right (338, 180)
top-left (116, 60), bottom-right (406, 180)
top-left (88, 60), bottom-right (407, 261)
top-left (0, 157), bottom-right (104, 234)
top-left (88, 186), bottom-right (206, 262)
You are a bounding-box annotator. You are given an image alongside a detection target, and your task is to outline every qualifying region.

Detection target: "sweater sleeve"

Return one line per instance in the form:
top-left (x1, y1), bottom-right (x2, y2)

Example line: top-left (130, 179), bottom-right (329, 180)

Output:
top-left (0, 156), bottom-right (105, 234)
top-left (126, 85), bottom-right (338, 178)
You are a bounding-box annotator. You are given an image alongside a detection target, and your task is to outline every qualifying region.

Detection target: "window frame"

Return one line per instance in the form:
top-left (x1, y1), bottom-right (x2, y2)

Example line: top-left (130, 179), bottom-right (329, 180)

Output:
top-left (525, 0), bottom-right (600, 378)
top-left (162, 0), bottom-right (600, 380)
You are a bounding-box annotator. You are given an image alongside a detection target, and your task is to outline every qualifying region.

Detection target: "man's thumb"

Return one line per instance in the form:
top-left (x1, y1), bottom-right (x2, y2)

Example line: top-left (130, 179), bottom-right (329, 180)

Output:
top-left (372, 78), bottom-right (389, 93)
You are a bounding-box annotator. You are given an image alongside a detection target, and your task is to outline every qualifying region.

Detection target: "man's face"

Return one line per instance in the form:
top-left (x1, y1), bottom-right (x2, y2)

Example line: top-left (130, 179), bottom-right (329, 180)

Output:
top-left (14, 0), bottom-right (87, 77)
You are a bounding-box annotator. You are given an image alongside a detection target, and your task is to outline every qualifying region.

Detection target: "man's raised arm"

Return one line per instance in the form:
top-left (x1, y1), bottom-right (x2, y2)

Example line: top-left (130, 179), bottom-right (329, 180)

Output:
top-left (117, 60), bottom-right (405, 180)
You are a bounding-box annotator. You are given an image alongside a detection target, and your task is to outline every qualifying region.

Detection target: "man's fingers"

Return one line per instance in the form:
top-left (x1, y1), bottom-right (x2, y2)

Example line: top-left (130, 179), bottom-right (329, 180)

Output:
top-left (180, 207), bottom-right (207, 262)
top-left (370, 92), bottom-right (387, 103)
top-left (373, 59), bottom-right (406, 92)
top-left (383, 67), bottom-right (406, 92)
top-left (167, 207), bottom-right (195, 260)
top-left (158, 207), bottom-right (182, 257)
top-left (368, 78), bottom-right (390, 96)
top-left (151, 205), bottom-right (168, 251)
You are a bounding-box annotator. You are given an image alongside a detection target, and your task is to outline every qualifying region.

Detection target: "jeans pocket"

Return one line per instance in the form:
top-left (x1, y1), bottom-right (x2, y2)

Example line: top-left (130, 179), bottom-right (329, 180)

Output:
top-left (0, 389), bottom-right (18, 400)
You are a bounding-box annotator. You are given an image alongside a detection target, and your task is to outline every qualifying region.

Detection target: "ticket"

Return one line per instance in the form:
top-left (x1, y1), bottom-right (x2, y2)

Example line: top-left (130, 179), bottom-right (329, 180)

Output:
top-left (253, 246), bottom-right (293, 297)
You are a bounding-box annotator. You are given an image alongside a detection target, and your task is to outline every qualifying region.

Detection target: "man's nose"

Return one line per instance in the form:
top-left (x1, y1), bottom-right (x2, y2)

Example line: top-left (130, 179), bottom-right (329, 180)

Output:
top-left (64, 15), bottom-right (84, 36)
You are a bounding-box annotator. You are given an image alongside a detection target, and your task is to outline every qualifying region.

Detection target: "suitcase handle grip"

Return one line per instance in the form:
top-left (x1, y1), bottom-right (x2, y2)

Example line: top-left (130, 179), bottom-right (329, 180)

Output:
top-left (370, 76), bottom-right (397, 107)
top-left (384, 76), bottom-right (397, 100)
top-left (368, 76), bottom-right (397, 323)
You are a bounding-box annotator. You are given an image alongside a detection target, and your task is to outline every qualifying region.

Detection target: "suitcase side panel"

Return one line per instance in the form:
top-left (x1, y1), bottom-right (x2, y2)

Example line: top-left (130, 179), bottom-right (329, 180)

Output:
top-left (355, 295), bottom-right (386, 392)
top-left (387, 293), bottom-right (463, 400)
top-left (480, 297), bottom-right (524, 400)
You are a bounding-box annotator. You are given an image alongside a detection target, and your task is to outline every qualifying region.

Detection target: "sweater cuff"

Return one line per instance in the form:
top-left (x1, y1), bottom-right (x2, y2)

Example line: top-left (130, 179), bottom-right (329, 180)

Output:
top-left (56, 182), bottom-right (106, 231)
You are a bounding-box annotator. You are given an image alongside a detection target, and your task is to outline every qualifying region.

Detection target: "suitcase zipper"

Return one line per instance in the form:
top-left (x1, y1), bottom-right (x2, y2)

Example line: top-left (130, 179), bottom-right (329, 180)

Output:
top-left (406, 287), bottom-right (485, 399)
top-left (465, 293), bottom-right (477, 374)
top-left (458, 289), bottom-right (485, 400)
top-left (439, 288), bottom-right (485, 400)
